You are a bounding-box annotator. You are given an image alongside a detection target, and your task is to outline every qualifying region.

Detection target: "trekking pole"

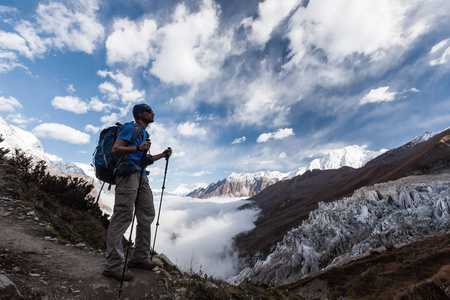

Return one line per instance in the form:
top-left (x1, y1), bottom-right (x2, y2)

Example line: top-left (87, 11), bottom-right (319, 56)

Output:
top-left (151, 148), bottom-right (170, 260)
top-left (118, 140), bottom-right (149, 298)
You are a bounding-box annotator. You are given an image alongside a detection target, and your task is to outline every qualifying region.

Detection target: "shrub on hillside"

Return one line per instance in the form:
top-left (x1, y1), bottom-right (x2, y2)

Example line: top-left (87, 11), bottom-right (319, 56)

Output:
top-left (0, 141), bottom-right (109, 250)
top-left (0, 135), bottom-right (10, 161)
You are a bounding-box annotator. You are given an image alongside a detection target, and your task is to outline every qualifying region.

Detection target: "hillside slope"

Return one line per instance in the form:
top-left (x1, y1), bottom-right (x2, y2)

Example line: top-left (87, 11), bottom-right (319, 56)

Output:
top-left (0, 196), bottom-right (170, 299)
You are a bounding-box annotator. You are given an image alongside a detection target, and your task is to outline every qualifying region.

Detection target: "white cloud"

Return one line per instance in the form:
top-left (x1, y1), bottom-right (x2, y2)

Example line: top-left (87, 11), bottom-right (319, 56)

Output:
top-left (97, 70), bottom-right (145, 104)
top-left (177, 122), bottom-right (207, 137)
top-left (35, 0), bottom-right (104, 54)
top-left (51, 95), bottom-right (110, 114)
top-left (257, 128), bottom-right (294, 143)
top-left (286, 1), bottom-right (431, 68)
top-left (66, 84), bottom-right (75, 94)
top-left (360, 86), bottom-right (397, 105)
top-left (173, 151), bottom-right (185, 158)
top-left (89, 96), bottom-right (110, 111)
top-left (14, 21), bottom-right (49, 57)
top-left (150, 0), bottom-right (233, 85)
top-left (32, 123), bottom-right (90, 144)
top-left (430, 39), bottom-right (450, 54)
top-left (0, 51), bottom-right (26, 73)
top-left (192, 170), bottom-right (211, 177)
top-left (195, 182), bottom-right (208, 189)
top-left (231, 136), bottom-right (246, 144)
top-left (100, 113), bottom-right (120, 125)
top-left (429, 39), bottom-right (450, 67)
top-left (6, 113), bottom-right (37, 126)
top-left (51, 96), bottom-right (89, 114)
top-left (0, 30), bottom-right (33, 58)
top-left (0, 96), bottom-right (22, 112)
top-left (360, 86), bottom-right (420, 105)
top-left (243, 0), bottom-right (301, 46)
top-left (279, 152), bottom-right (287, 158)
top-left (106, 18), bottom-right (157, 67)
top-left (104, 0), bottom-right (232, 86)
top-left (85, 124), bottom-right (100, 134)
top-left (115, 195), bottom-right (259, 278)
top-left (194, 112), bottom-right (214, 121)
top-left (233, 76), bottom-right (290, 127)
top-left (98, 81), bottom-right (118, 99)
top-left (0, 0), bottom-right (103, 70)
top-left (100, 103), bottom-right (133, 125)
top-left (0, 6), bottom-right (18, 15)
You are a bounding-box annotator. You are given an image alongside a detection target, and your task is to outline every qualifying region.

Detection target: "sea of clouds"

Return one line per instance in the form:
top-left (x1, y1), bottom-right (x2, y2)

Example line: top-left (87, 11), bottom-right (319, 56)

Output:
top-left (100, 192), bottom-right (259, 279)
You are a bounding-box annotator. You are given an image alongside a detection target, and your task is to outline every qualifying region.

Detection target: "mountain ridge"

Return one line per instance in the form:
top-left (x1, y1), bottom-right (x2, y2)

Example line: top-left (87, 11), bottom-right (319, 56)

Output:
top-left (188, 145), bottom-right (386, 199)
top-left (187, 171), bottom-right (290, 198)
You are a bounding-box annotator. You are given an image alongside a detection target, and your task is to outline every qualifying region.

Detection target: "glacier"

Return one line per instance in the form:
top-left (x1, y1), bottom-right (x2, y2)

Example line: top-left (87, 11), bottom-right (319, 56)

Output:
top-left (229, 173), bottom-right (450, 286)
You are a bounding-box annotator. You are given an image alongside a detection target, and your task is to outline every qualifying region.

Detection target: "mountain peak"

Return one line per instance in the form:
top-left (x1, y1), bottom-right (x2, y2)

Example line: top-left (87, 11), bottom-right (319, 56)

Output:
top-left (0, 117), bottom-right (85, 176)
top-left (296, 144), bottom-right (387, 176)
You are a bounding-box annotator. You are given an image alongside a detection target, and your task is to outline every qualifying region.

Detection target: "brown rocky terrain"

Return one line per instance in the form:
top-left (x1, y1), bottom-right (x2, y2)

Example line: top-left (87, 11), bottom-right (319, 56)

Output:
top-left (235, 129), bottom-right (450, 259)
top-left (0, 195), bottom-right (172, 299)
top-left (284, 233), bottom-right (450, 299)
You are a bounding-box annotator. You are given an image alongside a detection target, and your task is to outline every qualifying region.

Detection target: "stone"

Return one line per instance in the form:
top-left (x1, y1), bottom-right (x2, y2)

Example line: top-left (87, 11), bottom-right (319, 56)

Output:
top-left (385, 243), bottom-right (396, 251)
top-left (205, 281), bottom-right (219, 289)
top-left (158, 253), bottom-right (184, 275)
top-left (0, 274), bottom-right (22, 299)
top-left (0, 211), bottom-right (11, 217)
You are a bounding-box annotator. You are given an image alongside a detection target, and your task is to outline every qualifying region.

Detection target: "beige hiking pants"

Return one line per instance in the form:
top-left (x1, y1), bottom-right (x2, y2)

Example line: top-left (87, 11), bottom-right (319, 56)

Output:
top-left (104, 172), bottom-right (155, 271)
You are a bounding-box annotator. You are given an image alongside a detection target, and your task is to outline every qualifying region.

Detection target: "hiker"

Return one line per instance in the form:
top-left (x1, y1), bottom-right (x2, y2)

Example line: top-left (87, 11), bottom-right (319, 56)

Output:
top-left (102, 103), bottom-right (172, 281)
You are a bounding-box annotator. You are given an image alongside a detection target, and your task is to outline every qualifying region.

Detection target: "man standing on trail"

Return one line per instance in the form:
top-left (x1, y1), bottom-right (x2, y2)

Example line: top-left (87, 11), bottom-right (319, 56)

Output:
top-left (102, 103), bottom-right (172, 281)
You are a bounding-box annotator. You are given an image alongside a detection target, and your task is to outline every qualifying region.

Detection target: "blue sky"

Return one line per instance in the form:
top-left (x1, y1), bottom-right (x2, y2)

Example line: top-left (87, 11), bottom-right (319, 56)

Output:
top-left (0, 0), bottom-right (449, 193)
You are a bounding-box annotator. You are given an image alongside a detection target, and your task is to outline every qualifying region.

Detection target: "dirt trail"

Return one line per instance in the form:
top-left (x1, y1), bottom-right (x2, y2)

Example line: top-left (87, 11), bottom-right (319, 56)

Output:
top-left (0, 196), bottom-right (171, 299)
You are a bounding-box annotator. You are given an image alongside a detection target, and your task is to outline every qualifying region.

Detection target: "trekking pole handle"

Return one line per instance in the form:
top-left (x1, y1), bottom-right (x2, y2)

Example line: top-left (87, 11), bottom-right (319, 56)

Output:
top-left (164, 147), bottom-right (171, 160)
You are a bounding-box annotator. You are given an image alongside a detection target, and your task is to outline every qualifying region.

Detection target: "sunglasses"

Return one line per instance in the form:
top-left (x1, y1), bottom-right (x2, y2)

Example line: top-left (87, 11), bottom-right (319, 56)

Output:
top-left (145, 109), bottom-right (154, 114)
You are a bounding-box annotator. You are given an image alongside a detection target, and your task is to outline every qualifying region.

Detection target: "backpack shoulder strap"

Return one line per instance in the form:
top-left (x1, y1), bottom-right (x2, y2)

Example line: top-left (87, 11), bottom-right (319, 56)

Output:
top-left (130, 121), bottom-right (144, 144)
top-left (122, 121), bottom-right (144, 145)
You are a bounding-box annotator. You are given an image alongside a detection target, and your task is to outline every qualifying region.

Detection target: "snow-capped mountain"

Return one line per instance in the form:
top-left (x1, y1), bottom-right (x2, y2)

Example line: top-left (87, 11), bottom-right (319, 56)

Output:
top-left (188, 145), bottom-right (386, 199)
top-left (169, 184), bottom-right (193, 196)
top-left (187, 171), bottom-right (290, 198)
top-left (0, 117), bottom-right (85, 176)
top-left (406, 132), bottom-right (437, 147)
top-left (295, 145), bottom-right (387, 176)
top-left (230, 173), bottom-right (450, 286)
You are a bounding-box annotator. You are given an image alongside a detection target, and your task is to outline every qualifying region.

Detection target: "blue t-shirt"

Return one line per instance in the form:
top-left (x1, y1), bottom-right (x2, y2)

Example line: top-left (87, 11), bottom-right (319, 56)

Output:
top-left (117, 122), bottom-right (148, 167)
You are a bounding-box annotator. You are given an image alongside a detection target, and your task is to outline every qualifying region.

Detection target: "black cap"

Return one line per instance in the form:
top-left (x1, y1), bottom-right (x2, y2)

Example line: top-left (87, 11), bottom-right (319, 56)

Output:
top-left (132, 103), bottom-right (153, 119)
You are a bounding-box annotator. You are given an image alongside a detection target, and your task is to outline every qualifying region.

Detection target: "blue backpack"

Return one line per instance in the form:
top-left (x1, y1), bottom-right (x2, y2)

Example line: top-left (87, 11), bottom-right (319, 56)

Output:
top-left (93, 122), bottom-right (142, 185)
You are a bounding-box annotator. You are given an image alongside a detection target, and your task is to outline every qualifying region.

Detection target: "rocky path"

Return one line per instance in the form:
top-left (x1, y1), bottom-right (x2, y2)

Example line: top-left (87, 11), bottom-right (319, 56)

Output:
top-left (0, 196), bottom-right (171, 299)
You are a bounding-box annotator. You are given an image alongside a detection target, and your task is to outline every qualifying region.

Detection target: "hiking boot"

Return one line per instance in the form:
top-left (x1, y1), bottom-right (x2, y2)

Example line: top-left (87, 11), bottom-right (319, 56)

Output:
top-left (102, 269), bottom-right (134, 281)
top-left (127, 259), bottom-right (158, 270)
